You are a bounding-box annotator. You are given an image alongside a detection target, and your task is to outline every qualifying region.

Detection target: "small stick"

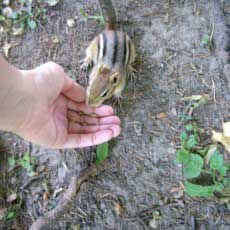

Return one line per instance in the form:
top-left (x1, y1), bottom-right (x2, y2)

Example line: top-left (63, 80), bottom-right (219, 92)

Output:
top-left (30, 159), bottom-right (112, 230)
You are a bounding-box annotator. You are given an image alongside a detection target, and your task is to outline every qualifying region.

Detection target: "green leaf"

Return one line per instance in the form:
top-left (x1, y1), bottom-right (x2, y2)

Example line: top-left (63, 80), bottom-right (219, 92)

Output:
top-left (184, 154), bottom-right (203, 178)
top-left (96, 142), bottom-right (109, 165)
top-left (31, 156), bottom-right (36, 165)
top-left (180, 131), bottom-right (187, 142)
top-left (79, 8), bottom-right (88, 18)
top-left (185, 124), bottom-right (193, 132)
top-left (214, 182), bottom-right (225, 191)
top-left (185, 181), bottom-right (221, 197)
top-left (219, 166), bottom-right (227, 177)
top-left (0, 15), bottom-right (6, 21)
top-left (201, 34), bottom-right (210, 46)
top-left (176, 149), bottom-right (190, 164)
top-left (5, 211), bottom-right (16, 221)
top-left (23, 152), bottom-right (30, 161)
top-left (8, 157), bottom-right (16, 167)
top-left (19, 159), bottom-right (30, 169)
top-left (210, 151), bottom-right (224, 171)
top-left (88, 15), bottom-right (105, 24)
top-left (27, 19), bottom-right (37, 30)
top-left (186, 134), bottom-right (198, 149)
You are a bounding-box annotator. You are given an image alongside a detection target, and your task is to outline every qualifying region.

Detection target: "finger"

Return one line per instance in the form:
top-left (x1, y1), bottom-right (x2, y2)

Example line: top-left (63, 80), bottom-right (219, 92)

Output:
top-left (68, 122), bottom-right (120, 134)
top-left (42, 62), bottom-right (85, 102)
top-left (67, 101), bottom-right (114, 116)
top-left (63, 128), bottom-right (121, 148)
top-left (67, 110), bottom-right (120, 125)
top-left (62, 77), bottom-right (85, 102)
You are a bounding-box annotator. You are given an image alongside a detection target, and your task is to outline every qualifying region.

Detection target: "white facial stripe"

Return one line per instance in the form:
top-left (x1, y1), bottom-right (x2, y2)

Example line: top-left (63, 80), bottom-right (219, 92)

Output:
top-left (125, 35), bottom-right (130, 66)
top-left (99, 34), bottom-right (104, 61)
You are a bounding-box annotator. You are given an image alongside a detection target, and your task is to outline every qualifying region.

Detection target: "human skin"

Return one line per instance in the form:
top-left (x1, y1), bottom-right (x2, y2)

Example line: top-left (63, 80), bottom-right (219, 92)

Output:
top-left (0, 57), bottom-right (121, 148)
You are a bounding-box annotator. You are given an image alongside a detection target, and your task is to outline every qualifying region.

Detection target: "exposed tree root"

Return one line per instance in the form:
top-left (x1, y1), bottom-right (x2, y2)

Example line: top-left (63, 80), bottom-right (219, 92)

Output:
top-left (30, 159), bottom-right (112, 230)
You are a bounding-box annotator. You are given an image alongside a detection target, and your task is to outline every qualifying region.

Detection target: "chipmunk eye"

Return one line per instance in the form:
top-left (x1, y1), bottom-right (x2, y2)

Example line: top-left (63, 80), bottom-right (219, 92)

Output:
top-left (101, 90), bottom-right (108, 98)
top-left (112, 77), bottom-right (117, 84)
top-left (110, 73), bottom-right (119, 85)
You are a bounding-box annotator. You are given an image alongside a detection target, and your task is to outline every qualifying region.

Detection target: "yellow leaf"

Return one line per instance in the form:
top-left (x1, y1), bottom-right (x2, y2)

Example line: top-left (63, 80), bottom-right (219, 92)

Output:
top-left (212, 122), bottom-right (230, 153)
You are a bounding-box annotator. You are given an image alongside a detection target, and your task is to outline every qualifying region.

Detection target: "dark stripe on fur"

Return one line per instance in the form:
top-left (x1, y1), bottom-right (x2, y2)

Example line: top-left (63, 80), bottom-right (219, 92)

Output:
top-left (102, 32), bottom-right (107, 58)
top-left (112, 31), bottom-right (118, 66)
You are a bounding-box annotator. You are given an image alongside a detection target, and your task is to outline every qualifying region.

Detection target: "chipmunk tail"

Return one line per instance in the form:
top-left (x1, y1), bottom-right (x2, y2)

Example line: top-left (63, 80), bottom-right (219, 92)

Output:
top-left (98, 0), bottom-right (117, 30)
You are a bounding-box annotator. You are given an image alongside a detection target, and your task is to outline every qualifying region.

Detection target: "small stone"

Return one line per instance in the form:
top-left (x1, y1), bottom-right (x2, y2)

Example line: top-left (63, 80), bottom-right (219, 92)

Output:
top-left (6, 193), bottom-right (17, 203)
top-left (170, 107), bottom-right (177, 116)
top-left (67, 19), bottom-right (75, 27)
top-left (2, 7), bottom-right (13, 18)
top-left (3, 0), bottom-right (10, 6)
top-left (173, 189), bottom-right (184, 199)
top-left (52, 35), bottom-right (59, 44)
top-left (149, 218), bottom-right (158, 229)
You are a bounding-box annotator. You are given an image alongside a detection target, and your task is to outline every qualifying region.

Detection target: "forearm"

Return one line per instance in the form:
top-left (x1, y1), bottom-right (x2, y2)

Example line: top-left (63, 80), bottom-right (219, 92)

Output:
top-left (0, 57), bottom-right (30, 132)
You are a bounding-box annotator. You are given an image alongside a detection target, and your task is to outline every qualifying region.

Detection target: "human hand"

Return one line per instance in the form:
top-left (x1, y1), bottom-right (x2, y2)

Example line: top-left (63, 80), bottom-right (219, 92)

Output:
top-left (1, 61), bottom-right (121, 148)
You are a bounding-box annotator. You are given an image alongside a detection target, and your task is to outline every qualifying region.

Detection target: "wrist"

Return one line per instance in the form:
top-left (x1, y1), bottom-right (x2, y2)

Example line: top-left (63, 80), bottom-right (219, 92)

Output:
top-left (0, 58), bottom-right (33, 132)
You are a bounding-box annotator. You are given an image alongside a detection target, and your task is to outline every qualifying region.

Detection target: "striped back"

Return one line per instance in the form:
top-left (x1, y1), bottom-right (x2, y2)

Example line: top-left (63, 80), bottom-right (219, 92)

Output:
top-left (96, 30), bottom-right (132, 70)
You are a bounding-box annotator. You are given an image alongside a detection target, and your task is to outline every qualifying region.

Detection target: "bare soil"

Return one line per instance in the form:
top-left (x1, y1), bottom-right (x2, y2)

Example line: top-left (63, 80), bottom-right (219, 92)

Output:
top-left (0, 0), bottom-right (229, 229)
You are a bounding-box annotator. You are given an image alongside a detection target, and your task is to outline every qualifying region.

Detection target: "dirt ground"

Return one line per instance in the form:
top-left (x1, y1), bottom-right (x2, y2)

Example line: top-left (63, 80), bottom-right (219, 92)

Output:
top-left (0, 0), bottom-right (230, 229)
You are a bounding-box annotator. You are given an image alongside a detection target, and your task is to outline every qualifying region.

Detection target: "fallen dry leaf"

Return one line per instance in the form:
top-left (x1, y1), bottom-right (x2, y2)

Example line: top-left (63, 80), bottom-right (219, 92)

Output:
top-left (212, 122), bottom-right (230, 153)
top-left (170, 182), bottom-right (185, 199)
top-left (156, 112), bottom-right (166, 119)
top-left (6, 193), bottom-right (17, 203)
top-left (3, 41), bottom-right (12, 57)
top-left (43, 191), bottom-right (49, 201)
top-left (205, 144), bottom-right (218, 164)
top-left (181, 94), bottom-right (209, 101)
top-left (114, 202), bottom-right (122, 216)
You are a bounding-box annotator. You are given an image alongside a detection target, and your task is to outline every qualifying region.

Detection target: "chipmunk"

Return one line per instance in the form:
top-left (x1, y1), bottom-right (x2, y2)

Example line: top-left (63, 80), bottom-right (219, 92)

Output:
top-left (81, 0), bottom-right (136, 106)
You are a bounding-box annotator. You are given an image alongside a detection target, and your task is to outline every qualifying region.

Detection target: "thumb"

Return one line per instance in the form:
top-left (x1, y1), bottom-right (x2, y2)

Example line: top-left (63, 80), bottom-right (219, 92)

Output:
top-left (33, 62), bottom-right (85, 103)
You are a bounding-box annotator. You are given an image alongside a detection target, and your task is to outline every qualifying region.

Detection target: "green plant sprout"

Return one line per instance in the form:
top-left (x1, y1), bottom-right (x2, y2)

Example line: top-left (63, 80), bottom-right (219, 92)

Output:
top-left (96, 142), bottom-right (109, 165)
top-left (8, 152), bottom-right (36, 177)
top-left (80, 8), bottom-right (105, 25)
top-left (0, 0), bottom-right (49, 35)
top-left (176, 99), bottom-right (229, 198)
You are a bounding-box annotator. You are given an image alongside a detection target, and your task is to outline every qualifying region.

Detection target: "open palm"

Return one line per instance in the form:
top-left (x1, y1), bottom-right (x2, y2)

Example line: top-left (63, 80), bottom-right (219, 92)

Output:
top-left (16, 62), bottom-right (120, 148)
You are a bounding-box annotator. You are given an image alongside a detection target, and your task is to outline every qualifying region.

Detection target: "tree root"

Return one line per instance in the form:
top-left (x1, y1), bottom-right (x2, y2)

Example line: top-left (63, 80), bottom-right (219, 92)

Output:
top-left (30, 159), bottom-right (112, 230)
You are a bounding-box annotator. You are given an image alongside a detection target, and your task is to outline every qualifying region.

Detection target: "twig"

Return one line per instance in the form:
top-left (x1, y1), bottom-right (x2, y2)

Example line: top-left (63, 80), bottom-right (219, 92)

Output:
top-left (211, 78), bottom-right (216, 107)
top-left (29, 159), bottom-right (113, 230)
top-left (208, 11), bottom-right (215, 50)
top-left (191, 215), bottom-right (196, 230)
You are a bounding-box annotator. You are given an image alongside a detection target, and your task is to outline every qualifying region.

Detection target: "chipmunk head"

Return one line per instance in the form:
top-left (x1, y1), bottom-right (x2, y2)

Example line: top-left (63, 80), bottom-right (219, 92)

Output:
top-left (86, 65), bottom-right (121, 106)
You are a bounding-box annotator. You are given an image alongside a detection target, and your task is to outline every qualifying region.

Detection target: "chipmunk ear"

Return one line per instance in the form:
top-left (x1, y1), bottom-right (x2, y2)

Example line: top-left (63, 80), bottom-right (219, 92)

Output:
top-left (98, 65), bottom-right (110, 74)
